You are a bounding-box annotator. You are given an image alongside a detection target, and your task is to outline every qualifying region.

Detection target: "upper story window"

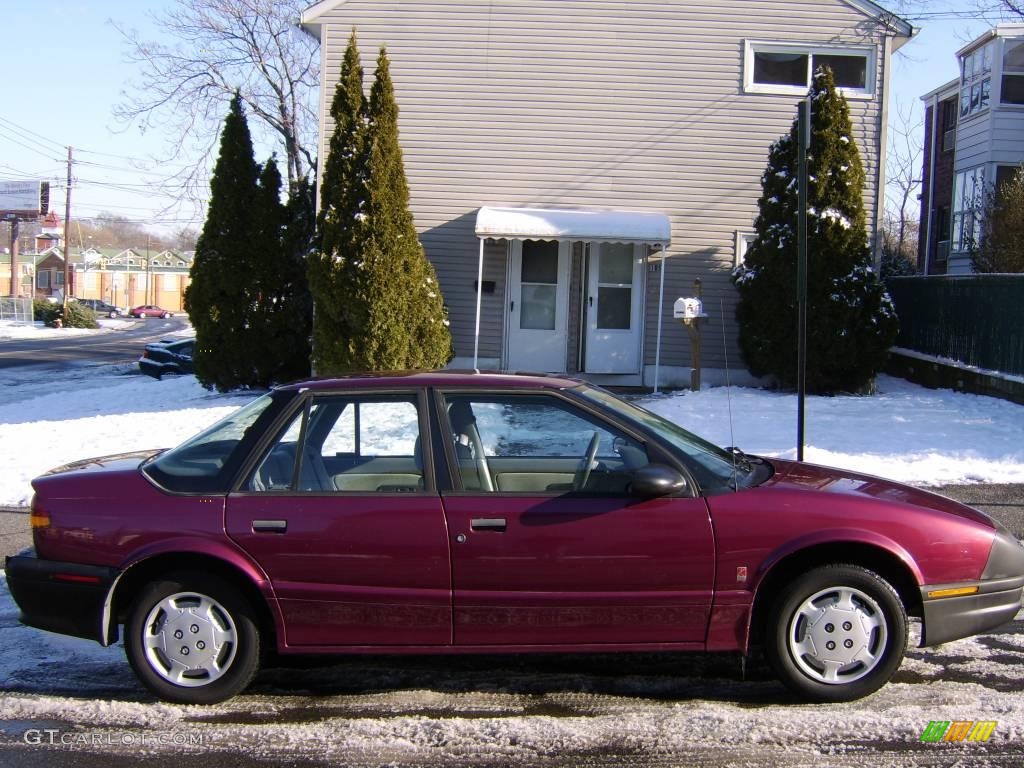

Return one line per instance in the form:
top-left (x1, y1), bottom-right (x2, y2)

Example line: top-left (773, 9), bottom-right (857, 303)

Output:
top-left (939, 97), bottom-right (958, 153)
top-left (1002, 38), bottom-right (1024, 105)
top-left (951, 166), bottom-right (986, 253)
top-left (959, 43), bottom-right (992, 117)
top-left (744, 42), bottom-right (874, 98)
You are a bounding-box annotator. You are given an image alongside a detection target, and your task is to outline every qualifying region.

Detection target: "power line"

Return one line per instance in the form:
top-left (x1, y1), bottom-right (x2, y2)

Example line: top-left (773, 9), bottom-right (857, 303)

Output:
top-left (0, 127), bottom-right (65, 163)
top-left (0, 116), bottom-right (66, 151)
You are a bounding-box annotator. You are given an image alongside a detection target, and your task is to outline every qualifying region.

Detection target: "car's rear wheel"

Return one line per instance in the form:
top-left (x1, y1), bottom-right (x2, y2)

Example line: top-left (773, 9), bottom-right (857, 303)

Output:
top-left (161, 312), bottom-right (170, 319)
top-left (765, 564), bottom-right (907, 702)
top-left (125, 573), bottom-right (261, 704)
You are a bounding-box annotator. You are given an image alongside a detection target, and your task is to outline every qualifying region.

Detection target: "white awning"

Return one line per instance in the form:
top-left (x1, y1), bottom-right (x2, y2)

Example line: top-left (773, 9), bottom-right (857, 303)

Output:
top-left (475, 206), bottom-right (671, 245)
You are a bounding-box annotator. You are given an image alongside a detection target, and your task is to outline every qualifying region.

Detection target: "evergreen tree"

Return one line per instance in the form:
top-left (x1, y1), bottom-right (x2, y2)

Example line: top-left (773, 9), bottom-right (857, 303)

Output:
top-left (250, 156), bottom-right (313, 386)
top-left (355, 46), bottom-right (451, 370)
top-left (973, 165), bottom-right (1024, 273)
top-left (731, 68), bottom-right (898, 394)
top-left (185, 93), bottom-right (261, 391)
top-left (308, 29), bottom-right (369, 373)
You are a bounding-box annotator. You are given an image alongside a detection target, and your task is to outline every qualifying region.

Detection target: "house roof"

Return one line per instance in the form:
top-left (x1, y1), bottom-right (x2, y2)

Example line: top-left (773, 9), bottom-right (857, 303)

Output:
top-left (301, 0), bottom-right (914, 40)
top-left (957, 23), bottom-right (1024, 58)
top-left (920, 78), bottom-right (959, 103)
top-left (475, 206), bottom-right (671, 245)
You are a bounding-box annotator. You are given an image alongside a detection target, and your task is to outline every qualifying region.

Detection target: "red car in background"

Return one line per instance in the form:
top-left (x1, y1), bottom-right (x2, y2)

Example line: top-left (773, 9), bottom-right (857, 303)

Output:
top-left (129, 304), bottom-right (174, 319)
top-left (6, 372), bottom-right (1024, 704)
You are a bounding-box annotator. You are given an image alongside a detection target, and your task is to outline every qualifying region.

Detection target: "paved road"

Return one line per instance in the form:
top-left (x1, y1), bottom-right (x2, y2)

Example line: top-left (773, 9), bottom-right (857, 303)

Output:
top-left (0, 316), bottom-right (191, 369)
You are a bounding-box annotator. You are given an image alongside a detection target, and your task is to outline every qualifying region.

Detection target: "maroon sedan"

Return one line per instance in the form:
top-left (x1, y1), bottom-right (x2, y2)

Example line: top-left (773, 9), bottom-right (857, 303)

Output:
top-left (7, 372), bottom-right (1024, 704)
top-left (129, 304), bottom-right (174, 319)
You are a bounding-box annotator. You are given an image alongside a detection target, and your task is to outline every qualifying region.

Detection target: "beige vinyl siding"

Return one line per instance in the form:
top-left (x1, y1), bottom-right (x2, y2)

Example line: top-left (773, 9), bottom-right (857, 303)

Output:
top-left (315, 0), bottom-right (893, 371)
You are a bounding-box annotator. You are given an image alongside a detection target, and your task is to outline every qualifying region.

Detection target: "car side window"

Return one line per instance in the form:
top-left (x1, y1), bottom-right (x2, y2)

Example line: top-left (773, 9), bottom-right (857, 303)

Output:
top-left (248, 394), bottom-right (425, 493)
top-left (443, 394), bottom-right (649, 494)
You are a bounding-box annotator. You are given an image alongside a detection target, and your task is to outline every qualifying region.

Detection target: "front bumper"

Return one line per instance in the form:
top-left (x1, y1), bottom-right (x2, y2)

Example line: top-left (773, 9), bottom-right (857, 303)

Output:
top-left (920, 528), bottom-right (1024, 646)
top-left (5, 555), bottom-right (119, 645)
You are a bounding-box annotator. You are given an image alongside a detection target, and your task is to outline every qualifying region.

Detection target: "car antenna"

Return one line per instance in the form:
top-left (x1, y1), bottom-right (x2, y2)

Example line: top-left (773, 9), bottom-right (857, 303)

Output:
top-left (720, 298), bottom-right (739, 491)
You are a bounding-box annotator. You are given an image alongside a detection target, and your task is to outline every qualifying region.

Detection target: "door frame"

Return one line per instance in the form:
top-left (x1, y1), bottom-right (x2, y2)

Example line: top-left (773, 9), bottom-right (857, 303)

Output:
top-left (580, 242), bottom-right (647, 375)
top-left (504, 239), bottom-right (571, 372)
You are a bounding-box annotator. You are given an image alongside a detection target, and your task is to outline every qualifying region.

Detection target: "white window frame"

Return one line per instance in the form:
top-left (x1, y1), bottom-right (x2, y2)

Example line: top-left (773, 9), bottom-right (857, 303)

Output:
top-left (951, 166), bottom-right (986, 254)
top-left (743, 41), bottom-right (876, 99)
top-left (959, 41), bottom-right (992, 118)
top-left (735, 231), bottom-right (757, 267)
top-left (1000, 36), bottom-right (1024, 108)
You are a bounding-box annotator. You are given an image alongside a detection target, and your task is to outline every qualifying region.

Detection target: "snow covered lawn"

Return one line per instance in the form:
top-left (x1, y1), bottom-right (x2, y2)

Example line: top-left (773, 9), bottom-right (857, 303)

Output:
top-left (0, 318), bottom-right (137, 340)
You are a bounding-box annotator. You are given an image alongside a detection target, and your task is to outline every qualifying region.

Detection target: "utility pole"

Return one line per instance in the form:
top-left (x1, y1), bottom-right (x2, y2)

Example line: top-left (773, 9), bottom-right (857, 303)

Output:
top-left (796, 100), bottom-right (810, 462)
top-left (62, 146), bottom-right (73, 322)
top-left (8, 218), bottom-right (19, 298)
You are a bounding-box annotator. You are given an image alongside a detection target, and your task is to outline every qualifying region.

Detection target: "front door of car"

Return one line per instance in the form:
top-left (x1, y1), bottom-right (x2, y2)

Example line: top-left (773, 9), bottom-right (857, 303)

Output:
top-left (225, 391), bottom-right (452, 647)
top-left (438, 391), bottom-right (715, 647)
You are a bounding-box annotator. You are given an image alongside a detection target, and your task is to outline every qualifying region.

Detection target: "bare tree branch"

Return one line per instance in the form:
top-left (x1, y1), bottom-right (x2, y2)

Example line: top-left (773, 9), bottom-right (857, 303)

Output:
top-left (113, 0), bottom-right (318, 200)
top-left (883, 100), bottom-right (923, 264)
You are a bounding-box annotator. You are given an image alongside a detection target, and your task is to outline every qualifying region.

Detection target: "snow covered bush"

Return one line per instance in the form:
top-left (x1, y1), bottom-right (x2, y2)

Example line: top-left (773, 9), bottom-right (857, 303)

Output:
top-left (731, 67), bottom-right (898, 394)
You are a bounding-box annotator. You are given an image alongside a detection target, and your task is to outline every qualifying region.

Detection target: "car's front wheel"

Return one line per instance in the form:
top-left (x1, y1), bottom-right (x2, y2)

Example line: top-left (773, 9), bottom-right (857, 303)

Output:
top-left (161, 312), bottom-right (171, 319)
top-left (765, 564), bottom-right (907, 702)
top-left (125, 573), bottom-right (261, 704)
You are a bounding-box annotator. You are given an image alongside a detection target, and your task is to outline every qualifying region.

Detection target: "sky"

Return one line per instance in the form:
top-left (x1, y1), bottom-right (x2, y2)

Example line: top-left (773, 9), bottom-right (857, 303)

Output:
top-left (0, 1), bottom-right (1005, 241)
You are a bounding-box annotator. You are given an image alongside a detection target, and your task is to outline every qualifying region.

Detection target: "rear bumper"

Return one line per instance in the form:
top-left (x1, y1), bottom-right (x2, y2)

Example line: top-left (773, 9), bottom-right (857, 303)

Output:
top-left (5, 554), bottom-right (119, 645)
top-left (138, 358), bottom-right (181, 378)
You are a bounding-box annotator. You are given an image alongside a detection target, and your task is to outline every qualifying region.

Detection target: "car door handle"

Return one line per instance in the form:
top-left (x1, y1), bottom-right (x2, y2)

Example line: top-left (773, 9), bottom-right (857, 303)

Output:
top-left (471, 518), bottom-right (507, 532)
top-left (252, 519), bottom-right (288, 533)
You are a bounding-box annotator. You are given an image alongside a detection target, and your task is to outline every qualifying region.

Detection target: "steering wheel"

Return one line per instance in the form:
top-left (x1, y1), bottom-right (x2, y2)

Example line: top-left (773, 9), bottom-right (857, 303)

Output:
top-left (572, 432), bottom-right (601, 491)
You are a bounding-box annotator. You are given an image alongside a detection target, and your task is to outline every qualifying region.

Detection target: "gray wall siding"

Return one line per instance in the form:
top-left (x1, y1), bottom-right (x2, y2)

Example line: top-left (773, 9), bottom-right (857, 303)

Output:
top-left (315, 0), bottom-right (893, 371)
top-left (954, 112), bottom-right (994, 171)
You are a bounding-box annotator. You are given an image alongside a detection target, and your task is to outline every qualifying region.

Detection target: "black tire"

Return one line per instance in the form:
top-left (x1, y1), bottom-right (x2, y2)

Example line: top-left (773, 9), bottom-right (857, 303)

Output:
top-left (764, 564), bottom-right (907, 702)
top-left (161, 312), bottom-right (171, 319)
top-left (108, 311), bottom-right (118, 319)
top-left (125, 572), bottom-right (261, 704)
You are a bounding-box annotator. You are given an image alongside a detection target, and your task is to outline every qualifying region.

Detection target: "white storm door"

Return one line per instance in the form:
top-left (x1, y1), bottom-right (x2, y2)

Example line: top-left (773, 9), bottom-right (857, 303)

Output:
top-left (507, 240), bottom-right (569, 372)
top-left (585, 242), bottom-right (644, 374)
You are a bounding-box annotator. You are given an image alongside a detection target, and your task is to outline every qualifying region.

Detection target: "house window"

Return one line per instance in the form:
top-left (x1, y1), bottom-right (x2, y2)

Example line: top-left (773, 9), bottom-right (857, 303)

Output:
top-left (996, 165), bottom-right (1021, 197)
top-left (745, 42), bottom-right (873, 97)
top-left (735, 231), bottom-right (757, 267)
top-left (951, 167), bottom-right (986, 253)
top-left (1001, 39), bottom-right (1024, 105)
top-left (37, 271), bottom-right (50, 289)
top-left (940, 98), bottom-right (957, 152)
top-left (960, 43), bottom-right (992, 117)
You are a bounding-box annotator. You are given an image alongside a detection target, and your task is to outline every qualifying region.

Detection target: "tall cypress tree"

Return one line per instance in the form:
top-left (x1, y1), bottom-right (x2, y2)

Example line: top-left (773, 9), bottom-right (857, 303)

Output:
top-left (250, 156), bottom-right (313, 386)
top-left (185, 93), bottom-right (261, 391)
top-left (731, 68), bottom-right (898, 394)
top-left (356, 46), bottom-right (451, 370)
top-left (308, 29), bottom-right (369, 373)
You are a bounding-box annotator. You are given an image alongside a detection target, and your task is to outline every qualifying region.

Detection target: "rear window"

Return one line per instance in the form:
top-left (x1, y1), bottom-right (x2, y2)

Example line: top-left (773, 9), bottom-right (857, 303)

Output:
top-left (143, 392), bottom-right (284, 493)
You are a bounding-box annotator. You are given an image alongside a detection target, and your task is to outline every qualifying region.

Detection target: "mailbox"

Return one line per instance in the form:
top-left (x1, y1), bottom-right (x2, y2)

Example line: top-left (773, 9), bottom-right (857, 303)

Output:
top-left (673, 297), bottom-right (705, 320)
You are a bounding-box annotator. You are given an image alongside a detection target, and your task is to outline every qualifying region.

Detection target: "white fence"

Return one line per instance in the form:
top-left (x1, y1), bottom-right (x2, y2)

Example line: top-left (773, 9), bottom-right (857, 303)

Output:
top-left (0, 297), bottom-right (34, 325)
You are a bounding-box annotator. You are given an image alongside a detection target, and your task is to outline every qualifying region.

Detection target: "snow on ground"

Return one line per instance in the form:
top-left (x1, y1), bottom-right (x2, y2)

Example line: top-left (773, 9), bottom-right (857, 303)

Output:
top-left (640, 375), bottom-right (1024, 487)
top-left (0, 364), bottom-right (254, 506)
top-left (0, 318), bottom-right (136, 340)
top-left (0, 361), bottom-right (1022, 506)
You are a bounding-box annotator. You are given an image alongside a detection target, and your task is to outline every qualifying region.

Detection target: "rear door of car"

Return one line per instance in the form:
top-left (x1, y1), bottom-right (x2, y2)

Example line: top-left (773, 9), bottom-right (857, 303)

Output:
top-left (436, 388), bottom-right (715, 647)
top-left (225, 388), bottom-right (452, 647)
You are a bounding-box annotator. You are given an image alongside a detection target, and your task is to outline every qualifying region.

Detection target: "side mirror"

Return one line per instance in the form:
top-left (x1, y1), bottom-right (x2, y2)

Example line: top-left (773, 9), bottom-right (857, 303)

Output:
top-left (629, 464), bottom-right (689, 498)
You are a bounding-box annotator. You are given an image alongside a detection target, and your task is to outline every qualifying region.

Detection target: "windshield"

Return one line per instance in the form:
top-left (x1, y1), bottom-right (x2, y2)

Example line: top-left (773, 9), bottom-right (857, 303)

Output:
top-left (143, 393), bottom-right (279, 493)
top-left (576, 385), bottom-right (767, 493)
